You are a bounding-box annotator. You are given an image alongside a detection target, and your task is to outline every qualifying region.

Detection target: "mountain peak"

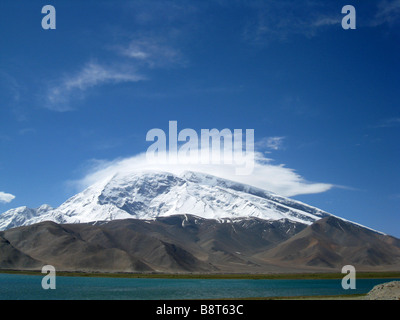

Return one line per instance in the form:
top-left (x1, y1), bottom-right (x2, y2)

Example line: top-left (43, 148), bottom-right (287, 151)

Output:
top-left (0, 170), bottom-right (333, 230)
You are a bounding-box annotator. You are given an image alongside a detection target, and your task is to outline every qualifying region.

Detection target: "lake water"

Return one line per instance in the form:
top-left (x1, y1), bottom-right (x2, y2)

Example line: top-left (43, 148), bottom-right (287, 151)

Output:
top-left (0, 273), bottom-right (398, 300)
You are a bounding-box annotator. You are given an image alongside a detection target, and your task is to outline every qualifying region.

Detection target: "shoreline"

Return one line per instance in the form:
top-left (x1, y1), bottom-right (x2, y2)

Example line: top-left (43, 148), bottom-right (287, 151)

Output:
top-left (1, 269), bottom-right (400, 280)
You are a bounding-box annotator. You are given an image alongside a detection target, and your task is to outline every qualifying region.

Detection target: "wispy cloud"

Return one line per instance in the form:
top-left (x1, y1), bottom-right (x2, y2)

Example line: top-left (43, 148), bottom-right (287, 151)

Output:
top-left (19, 128), bottom-right (36, 135)
top-left (0, 191), bottom-right (15, 204)
top-left (0, 71), bottom-right (29, 121)
top-left (242, 1), bottom-right (340, 44)
top-left (372, 0), bottom-right (400, 26)
top-left (373, 117), bottom-right (400, 128)
top-left (0, 134), bottom-right (11, 143)
top-left (0, 71), bottom-right (21, 103)
top-left (44, 34), bottom-right (185, 112)
top-left (117, 37), bottom-right (186, 68)
top-left (242, 0), bottom-right (400, 44)
top-left (256, 136), bottom-right (285, 151)
top-left (389, 193), bottom-right (400, 200)
top-left (41, 0), bottom-right (193, 112)
top-left (45, 62), bottom-right (144, 111)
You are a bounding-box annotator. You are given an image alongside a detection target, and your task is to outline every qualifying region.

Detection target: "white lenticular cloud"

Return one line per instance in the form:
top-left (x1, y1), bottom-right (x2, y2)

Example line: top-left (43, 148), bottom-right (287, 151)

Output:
top-left (0, 191), bottom-right (16, 204)
top-left (73, 150), bottom-right (333, 198)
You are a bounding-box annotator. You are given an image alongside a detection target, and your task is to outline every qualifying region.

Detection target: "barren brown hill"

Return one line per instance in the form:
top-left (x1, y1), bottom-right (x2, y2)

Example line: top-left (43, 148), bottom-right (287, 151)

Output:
top-left (257, 216), bottom-right (400, 271)
top-left (0, 215), bottom-right (399, 273)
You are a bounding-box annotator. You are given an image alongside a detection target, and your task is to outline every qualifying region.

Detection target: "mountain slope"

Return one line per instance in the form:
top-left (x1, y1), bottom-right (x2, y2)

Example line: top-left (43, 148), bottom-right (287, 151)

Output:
top-left (1, 215), bottom-right (399, 273)
top-left (0, 171), bottom-right (334, 231)
top-left (257, 216), bottom-right (400, 270)
top-left (0, 234), bottom-right (41, 269)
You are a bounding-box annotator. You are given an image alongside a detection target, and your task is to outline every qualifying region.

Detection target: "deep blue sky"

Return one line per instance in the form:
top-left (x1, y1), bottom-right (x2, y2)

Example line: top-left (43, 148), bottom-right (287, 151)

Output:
top-left (0, 0), bottom-right (399, 237)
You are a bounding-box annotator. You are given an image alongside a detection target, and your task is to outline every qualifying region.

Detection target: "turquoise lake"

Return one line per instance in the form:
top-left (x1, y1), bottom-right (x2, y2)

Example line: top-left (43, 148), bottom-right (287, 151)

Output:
top-left (0, 274), bottom-right (398, 300)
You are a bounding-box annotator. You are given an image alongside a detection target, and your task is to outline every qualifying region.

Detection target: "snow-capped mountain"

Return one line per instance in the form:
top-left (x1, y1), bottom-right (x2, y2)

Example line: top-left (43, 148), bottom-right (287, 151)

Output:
top-left (0, 170), bottom-right (333, 231)
top-left (0, 204), bottom-right (54, 231)
top-left (2, 170), bottom-right (399, 273)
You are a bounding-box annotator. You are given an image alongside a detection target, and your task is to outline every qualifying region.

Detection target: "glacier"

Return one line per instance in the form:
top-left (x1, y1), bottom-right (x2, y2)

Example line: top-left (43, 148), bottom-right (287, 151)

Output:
top-left (0, 170), bottom-right (333, 231)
